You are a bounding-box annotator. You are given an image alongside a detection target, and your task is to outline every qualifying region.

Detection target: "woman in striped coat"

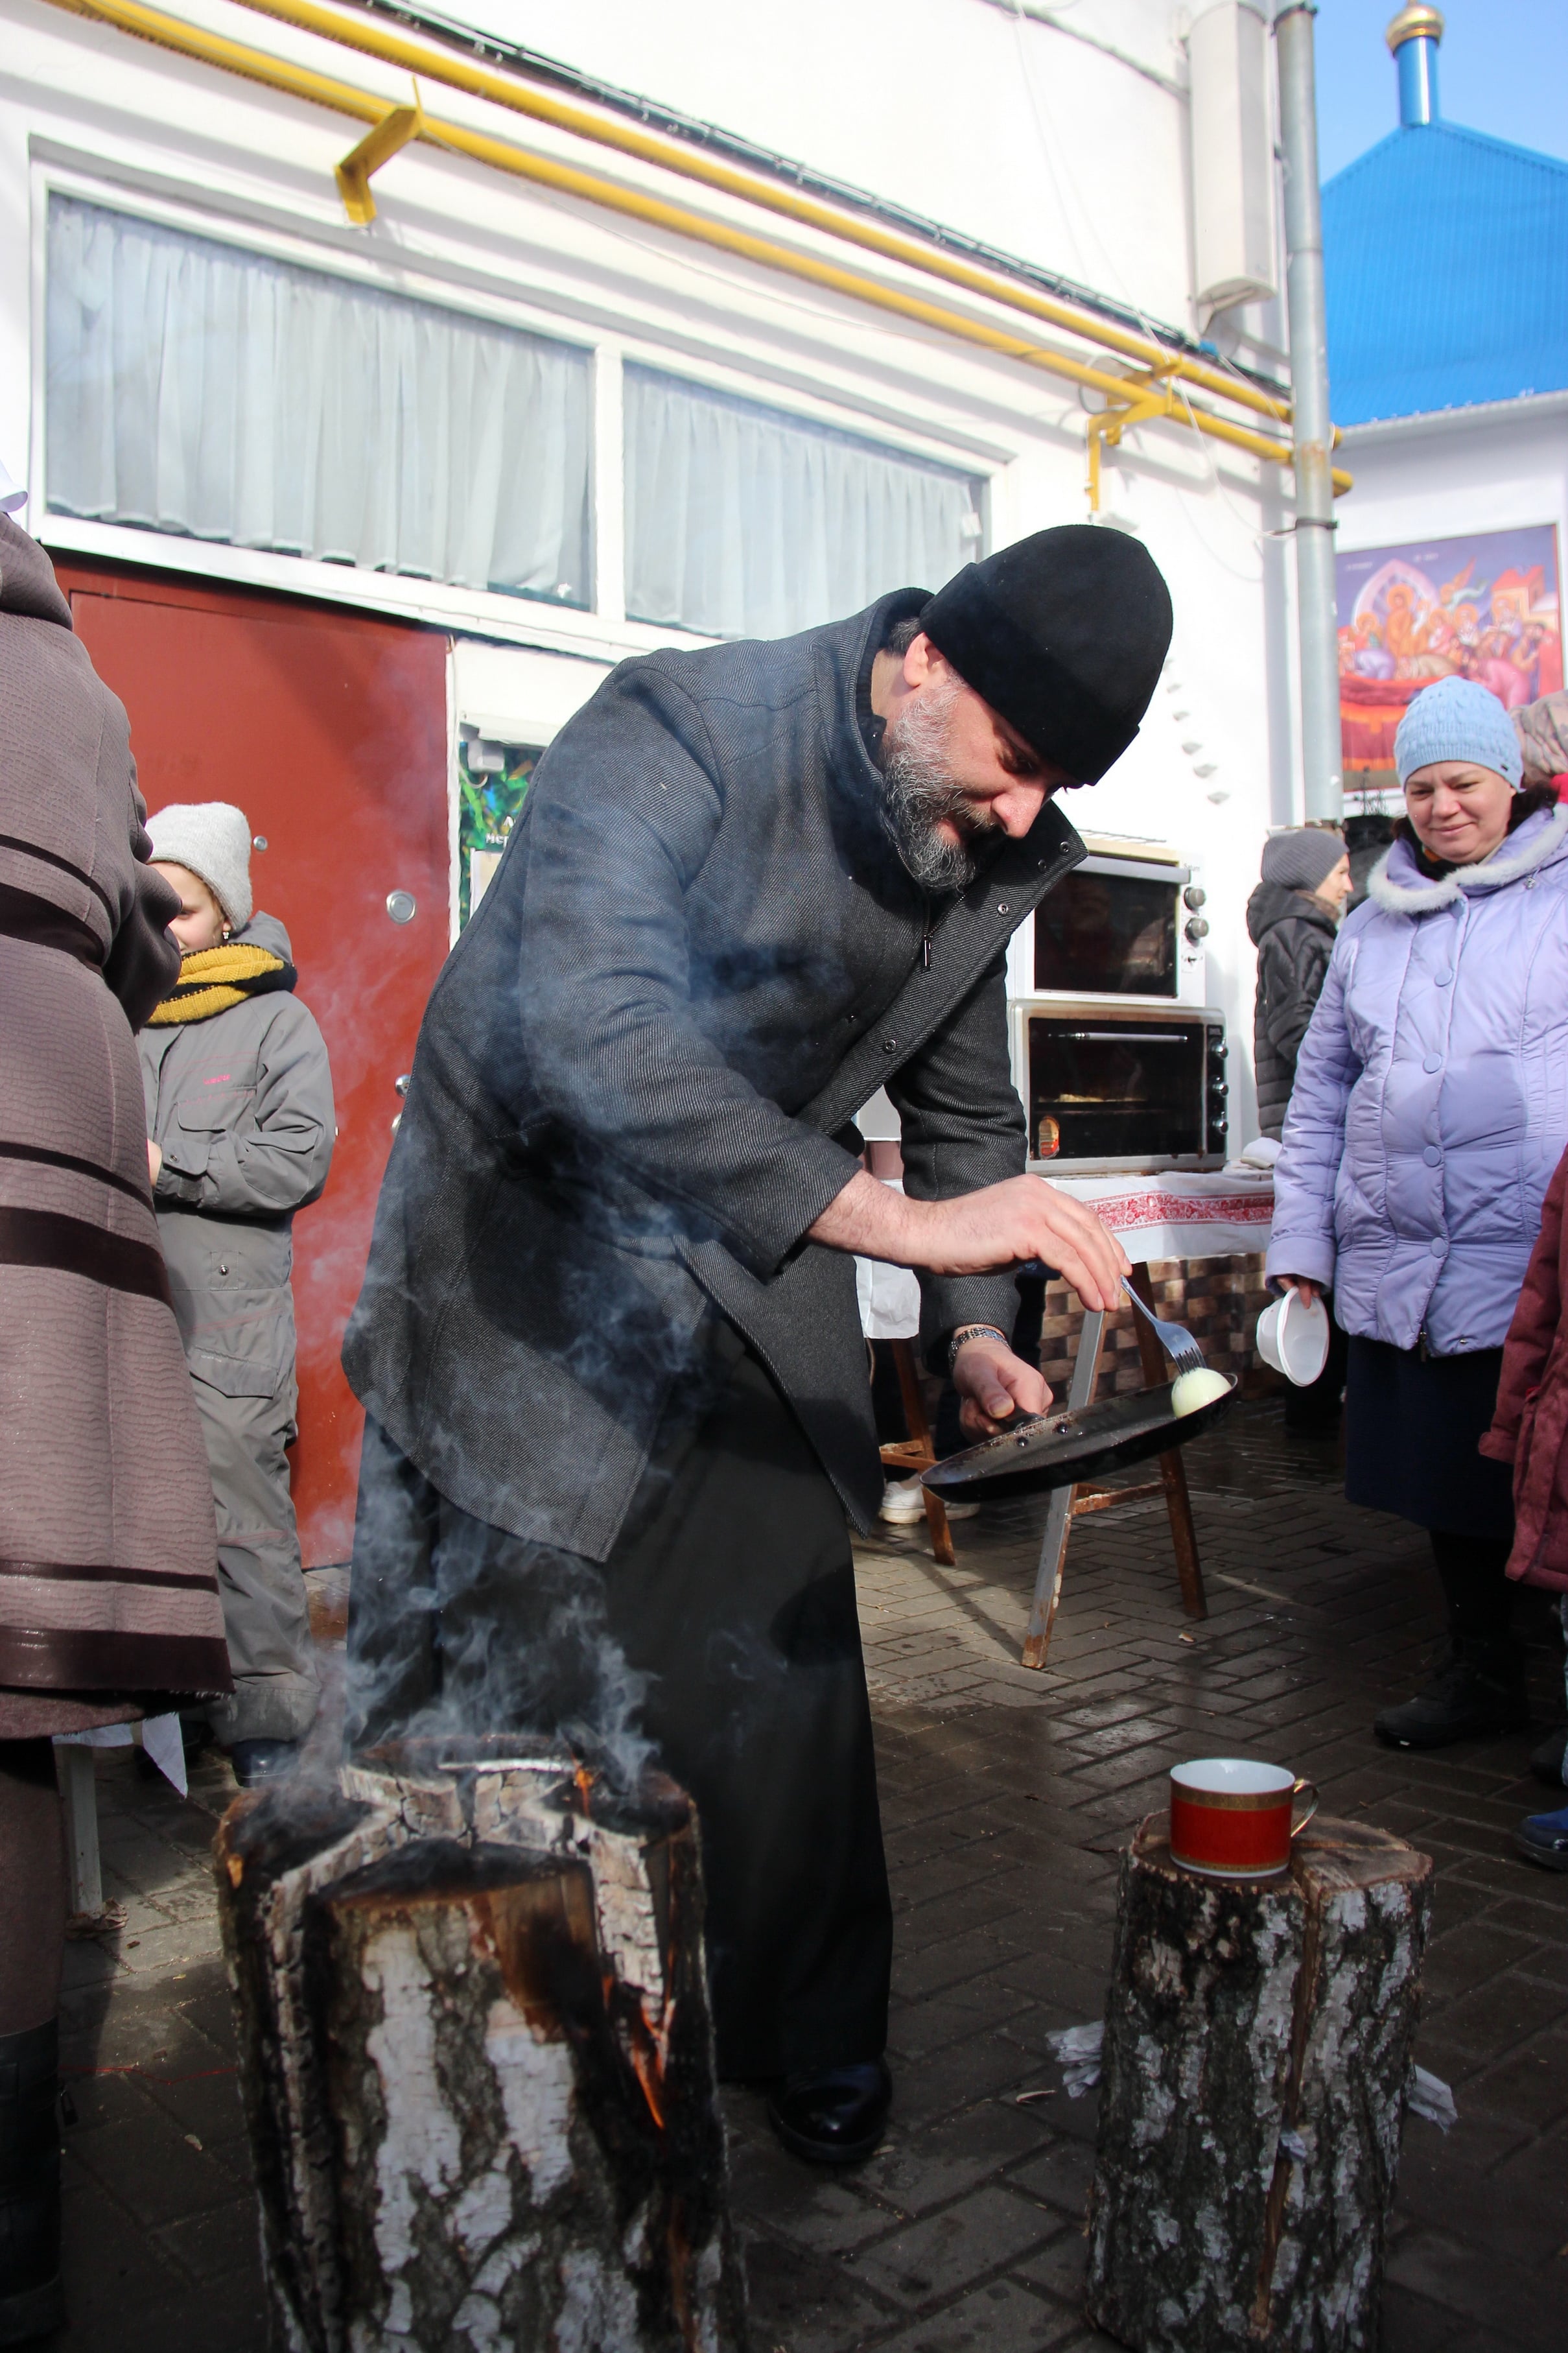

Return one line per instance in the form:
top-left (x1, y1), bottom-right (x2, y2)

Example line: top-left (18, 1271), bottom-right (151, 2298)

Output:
top-left (0, 503), bottom-right (227, 2342)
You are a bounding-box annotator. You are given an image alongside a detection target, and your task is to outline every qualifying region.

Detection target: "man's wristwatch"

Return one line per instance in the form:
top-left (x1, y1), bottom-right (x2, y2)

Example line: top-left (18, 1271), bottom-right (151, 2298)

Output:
top-left (946, 1323), bottom-right (1007, 1375)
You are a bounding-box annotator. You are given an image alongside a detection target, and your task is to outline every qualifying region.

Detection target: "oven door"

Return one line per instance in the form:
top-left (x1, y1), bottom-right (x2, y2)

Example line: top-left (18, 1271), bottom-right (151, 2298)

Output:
top-left (1031, 857), bottom-right (1184, 998)
top-left (1017, 1003), bottom-right (1225, 1172)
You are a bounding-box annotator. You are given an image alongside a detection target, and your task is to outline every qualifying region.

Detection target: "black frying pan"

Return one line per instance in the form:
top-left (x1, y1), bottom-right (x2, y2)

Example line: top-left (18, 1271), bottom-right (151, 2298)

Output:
top-left (922, 1373), bottom-right (1237, 1500)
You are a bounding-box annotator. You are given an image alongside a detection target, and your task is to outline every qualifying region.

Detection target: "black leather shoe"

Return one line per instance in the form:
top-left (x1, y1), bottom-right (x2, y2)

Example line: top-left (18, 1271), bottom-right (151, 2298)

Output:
top-left (766, 2059), bottom-right (891, 2166)
top-left (1374, 1651), bottom-right (1528, 1751)
top-left (1530, 1725), bottom-right (1568, 1788)
top-left (229, 1738), bottom-right (301, 1789)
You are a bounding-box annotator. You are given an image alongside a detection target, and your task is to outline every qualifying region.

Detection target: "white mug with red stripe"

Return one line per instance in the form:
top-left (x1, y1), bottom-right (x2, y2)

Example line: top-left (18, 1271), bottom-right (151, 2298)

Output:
top-left (1169, 1758), bottom-right (1319, 1879)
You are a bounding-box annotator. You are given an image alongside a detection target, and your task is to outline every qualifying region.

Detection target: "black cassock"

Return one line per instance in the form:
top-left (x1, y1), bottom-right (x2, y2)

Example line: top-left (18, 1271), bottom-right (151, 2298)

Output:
top-left (347, 1316), bottom-right (892, 2081)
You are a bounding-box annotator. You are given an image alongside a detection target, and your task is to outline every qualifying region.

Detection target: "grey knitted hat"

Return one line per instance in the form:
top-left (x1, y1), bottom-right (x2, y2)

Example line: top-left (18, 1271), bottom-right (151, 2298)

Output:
top-left (1260, 827), bottom-right (1346, 893)
top-left (146, 802), bottom-right (253, 930)
top-left (1394, 676), bottom-right (1523, 789)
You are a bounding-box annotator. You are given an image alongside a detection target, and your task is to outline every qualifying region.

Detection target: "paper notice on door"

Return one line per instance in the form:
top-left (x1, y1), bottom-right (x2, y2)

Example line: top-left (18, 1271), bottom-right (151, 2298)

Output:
top-left (469, 847), bottom-right (504, 912)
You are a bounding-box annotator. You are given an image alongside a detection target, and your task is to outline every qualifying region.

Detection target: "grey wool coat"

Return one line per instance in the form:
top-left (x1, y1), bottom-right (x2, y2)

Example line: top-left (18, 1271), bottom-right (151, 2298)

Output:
top-left (139, 913), bottom-right (335, 1402)
top-left (344, 589), bottom-right (1084, 1562)
top-left (0, 515), bottom-right (228, 1735)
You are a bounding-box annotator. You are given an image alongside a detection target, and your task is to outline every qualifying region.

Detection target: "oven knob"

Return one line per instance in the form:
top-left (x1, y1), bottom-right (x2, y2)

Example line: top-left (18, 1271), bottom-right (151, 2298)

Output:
top-left (1208, 1078), bottom-right (1229, 1098)
top-left (1184, 885), bottom-right (1207, 910)
top-left (1208, 1035), bottom-right (1228, 1058)
top-left (1185, 916), bottom-right (1210, 943)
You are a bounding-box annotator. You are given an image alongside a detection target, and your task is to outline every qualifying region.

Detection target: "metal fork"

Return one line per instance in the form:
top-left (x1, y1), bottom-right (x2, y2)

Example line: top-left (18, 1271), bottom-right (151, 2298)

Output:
top-left (1121, 1278), bottom-right (1206, 1377)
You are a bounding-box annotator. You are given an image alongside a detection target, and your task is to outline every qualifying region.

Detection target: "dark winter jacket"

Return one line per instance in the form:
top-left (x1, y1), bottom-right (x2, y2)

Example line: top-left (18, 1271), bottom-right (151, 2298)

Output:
top-left (1247, 882), bottom-right (1337, 1141)
top-left (1481, 1142), bottom-right (1568, 1592)
top-left (0, 514), bottom-right (227, 1730)
top-left (138, 913), bottom-right (335, 1404)
top-left (344, 589), bottom-right (1084, 1561)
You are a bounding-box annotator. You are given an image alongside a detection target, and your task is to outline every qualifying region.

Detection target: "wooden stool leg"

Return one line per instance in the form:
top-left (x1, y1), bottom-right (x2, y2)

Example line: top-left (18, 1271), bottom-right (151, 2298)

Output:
top-left (1127, 1264), bottom-right (1208, 1620)
top-left (54, 1740), bottom-right (103, 1919)
top-left (889, 1339), bottom-right (956, 1567)
top-left (1022, 1307), bottom-right (1106, 1668)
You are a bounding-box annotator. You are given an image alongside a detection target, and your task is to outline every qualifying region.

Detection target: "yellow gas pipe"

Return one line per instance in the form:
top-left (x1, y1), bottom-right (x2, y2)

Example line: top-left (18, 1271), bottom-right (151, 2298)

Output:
top-left (43, 0), bottom-right (1353, 503)
top-left (335, 86), bottom-right (424, 223)
top-left (228, 0), bottom-right (1295, 425)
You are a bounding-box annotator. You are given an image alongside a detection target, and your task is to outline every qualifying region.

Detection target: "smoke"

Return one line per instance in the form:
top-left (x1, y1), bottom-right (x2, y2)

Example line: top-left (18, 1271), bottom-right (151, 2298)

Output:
top-left (335, 1325), bottom-right (749, 1801)
top-left (878, 669), bottom-right (1003, 892)
top-left (419, 1528), bottom-right (655, 1795)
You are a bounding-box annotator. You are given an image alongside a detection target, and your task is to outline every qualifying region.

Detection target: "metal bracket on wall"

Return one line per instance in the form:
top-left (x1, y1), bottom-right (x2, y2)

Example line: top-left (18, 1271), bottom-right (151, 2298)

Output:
top-left (336, 85), bottom-right (424, 223)
top-left (1085, 378), bottom-right (1173, 515)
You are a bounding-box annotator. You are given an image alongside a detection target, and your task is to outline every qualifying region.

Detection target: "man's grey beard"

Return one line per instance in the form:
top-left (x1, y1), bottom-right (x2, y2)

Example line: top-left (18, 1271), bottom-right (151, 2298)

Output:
top-left (878, 673), bottom-right (996, 892)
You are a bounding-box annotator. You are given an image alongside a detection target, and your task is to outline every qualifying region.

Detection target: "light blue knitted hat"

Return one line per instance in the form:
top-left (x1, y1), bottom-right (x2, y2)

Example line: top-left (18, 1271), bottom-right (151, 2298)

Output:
top-left (1394, 676), bottom-right (1523, 790)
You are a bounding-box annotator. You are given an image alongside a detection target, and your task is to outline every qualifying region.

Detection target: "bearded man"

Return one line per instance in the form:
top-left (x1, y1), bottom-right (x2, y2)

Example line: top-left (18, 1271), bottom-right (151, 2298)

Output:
top-left (343, 525), bottom-right (1171, 2164)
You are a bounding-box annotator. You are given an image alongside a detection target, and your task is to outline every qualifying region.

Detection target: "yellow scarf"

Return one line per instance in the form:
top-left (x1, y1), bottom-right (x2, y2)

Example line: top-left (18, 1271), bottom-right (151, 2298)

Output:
top-left (146, 941), bottom-right (293, 1025)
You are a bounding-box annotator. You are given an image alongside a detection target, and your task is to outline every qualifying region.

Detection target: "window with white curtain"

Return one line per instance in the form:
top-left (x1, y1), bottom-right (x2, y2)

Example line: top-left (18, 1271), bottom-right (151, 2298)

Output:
top-left (45, 196), bottom-right (592, 606)
top-left (624, 365), bottom-right (985, 640)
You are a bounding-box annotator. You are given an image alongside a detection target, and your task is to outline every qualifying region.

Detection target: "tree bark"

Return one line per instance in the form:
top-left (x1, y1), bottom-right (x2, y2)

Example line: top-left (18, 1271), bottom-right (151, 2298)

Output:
top-left (214, 1740), bottom-right (747, 2353)
top-left (1086, 1816), bottom-right (1433, 2353)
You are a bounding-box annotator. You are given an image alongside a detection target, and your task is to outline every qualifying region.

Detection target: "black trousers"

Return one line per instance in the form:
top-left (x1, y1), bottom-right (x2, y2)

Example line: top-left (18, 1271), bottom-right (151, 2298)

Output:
top-left (1430, 1530), bottom-right (1516, 1648)
top-left (345, 1337), bottom-right (893, 2083)
top-left (0, 1742), bottom-right (64, 2037)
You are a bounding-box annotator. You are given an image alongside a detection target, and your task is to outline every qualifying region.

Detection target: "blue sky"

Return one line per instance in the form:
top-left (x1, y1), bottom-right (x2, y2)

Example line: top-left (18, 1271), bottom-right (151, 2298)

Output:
top-left (1314, 0), bottom-right (1568, 182)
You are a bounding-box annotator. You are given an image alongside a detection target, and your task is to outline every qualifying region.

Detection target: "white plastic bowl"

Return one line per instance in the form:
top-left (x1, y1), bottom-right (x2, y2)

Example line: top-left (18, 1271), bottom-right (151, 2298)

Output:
top-left (1256, 1290), bottom-right (1331, 1385)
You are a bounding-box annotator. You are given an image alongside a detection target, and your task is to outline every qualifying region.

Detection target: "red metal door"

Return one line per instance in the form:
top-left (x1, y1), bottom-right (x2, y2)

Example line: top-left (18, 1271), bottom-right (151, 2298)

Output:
top-left (60, 563), bottom-right (450, 1566)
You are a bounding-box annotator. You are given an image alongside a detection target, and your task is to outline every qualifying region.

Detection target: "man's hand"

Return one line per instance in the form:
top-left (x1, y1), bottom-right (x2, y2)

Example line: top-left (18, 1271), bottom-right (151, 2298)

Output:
top-left (952, 1335), bottom-right (1049, 1437)
top-left (146, 1139), bottom-right (163, 1185)
top-left (911, 1177), bottom-right (1130, 1307)
top-left (810, 1170), bottom-right (1130, 1311)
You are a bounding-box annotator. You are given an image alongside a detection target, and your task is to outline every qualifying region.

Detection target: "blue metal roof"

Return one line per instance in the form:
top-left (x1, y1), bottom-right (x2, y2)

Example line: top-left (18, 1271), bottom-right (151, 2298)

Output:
top-left (1323, 121), bottom-right (1568, 426)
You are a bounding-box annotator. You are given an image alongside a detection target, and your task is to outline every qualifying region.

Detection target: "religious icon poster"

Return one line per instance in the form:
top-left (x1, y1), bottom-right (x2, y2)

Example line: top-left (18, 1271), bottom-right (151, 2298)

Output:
top-left (1337, 524), bottom-right (1563, 791)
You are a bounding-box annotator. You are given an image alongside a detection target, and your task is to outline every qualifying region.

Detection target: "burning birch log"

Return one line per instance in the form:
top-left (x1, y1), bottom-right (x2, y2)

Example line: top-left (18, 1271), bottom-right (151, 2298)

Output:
top-left (1086, 1816), bottom-right (1432, 2353)
top-left (213, 1738), bottom-right (747, 2353)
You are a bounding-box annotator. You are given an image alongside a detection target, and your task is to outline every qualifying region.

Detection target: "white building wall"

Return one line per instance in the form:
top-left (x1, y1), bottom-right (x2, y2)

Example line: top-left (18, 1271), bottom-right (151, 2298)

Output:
top-left (0, 0), bottom-right (1315, 1141)
top-left (1335, 397), bottom-right (1568, 585)
top-left (462, 0), bottom-right (1196, 332)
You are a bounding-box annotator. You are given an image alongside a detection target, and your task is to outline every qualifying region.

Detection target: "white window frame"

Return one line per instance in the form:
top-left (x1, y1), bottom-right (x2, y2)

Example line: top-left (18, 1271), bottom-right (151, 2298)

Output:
top-left (29, 153), bottom-right (1006, 662)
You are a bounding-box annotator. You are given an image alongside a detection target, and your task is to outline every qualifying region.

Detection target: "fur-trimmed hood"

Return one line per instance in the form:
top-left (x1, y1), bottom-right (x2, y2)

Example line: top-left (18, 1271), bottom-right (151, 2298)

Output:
top-left (1366, 801), bottom-right (1568, 916)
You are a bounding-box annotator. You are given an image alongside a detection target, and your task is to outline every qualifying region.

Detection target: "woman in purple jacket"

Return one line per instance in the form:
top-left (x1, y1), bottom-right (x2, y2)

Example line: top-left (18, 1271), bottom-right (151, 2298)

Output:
top-left (1269, 677), bottom-right (1568, 1749)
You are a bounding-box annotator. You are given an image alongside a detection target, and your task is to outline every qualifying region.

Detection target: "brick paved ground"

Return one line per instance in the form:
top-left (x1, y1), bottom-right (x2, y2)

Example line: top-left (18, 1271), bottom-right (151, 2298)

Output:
top-left (43, 1399), bottom-right (1568, 2351)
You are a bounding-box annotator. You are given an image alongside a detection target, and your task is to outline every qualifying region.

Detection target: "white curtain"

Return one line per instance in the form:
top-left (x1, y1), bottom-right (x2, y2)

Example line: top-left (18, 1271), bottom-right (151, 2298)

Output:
top-left (624, 366), bottom-right (983, 639)
top-left (45, 196), bottom-right (592, 604)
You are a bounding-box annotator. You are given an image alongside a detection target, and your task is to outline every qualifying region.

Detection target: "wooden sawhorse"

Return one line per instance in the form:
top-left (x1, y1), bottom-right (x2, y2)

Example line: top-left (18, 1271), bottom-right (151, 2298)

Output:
top-left (1022, 1262), bottom-right (1208, 1668)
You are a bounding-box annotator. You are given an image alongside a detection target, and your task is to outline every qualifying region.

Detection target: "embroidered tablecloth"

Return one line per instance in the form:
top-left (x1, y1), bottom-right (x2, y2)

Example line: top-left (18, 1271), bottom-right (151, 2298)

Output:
top-left (856, 1172), bottom-right (1274, 1340)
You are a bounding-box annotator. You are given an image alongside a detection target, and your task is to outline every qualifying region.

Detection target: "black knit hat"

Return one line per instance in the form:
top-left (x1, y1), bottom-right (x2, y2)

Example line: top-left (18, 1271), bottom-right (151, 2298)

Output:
top-left (919, 525), bottom-right (1173, 783)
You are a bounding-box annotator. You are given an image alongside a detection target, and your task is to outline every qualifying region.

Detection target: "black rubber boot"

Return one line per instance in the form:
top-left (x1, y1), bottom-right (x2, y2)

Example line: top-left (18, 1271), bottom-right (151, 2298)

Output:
top-left (1374, 1644), bottom-right (1528, 1751)
top-left (0, 2018), bottom-right (64, 2347)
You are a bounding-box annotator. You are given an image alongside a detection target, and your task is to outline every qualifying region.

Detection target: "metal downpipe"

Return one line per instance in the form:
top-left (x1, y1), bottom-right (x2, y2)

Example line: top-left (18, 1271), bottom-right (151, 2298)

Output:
top-left (1275, 2), bottom-right (1343, 823)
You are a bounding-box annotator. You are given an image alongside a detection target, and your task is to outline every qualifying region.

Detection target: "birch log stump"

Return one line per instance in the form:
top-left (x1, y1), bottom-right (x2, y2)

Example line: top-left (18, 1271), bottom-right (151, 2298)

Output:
top-left (213, 1738), bottom-right (747, 2353)
top-left (1086, 1817), bottom-right (1433, 2353)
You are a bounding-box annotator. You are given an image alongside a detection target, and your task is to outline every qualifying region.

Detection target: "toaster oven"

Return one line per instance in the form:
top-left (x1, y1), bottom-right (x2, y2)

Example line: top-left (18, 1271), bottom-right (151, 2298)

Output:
top-left (1010, 999), bottom-right (1229, 1170)
top-left (1005, 833), bottom-right (1228, 1173)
